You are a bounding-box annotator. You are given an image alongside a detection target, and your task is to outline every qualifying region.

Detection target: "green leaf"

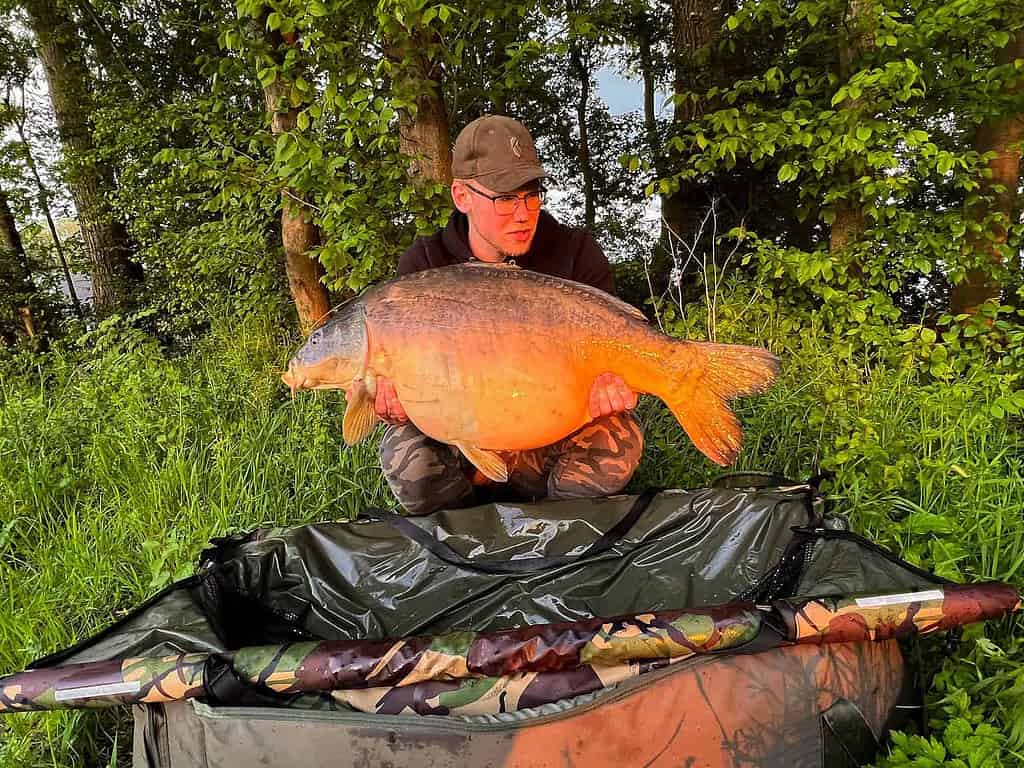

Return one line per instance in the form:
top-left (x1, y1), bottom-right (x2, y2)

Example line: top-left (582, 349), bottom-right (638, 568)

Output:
top-left (778, 163), bottom-right (798, 183)
top-left (267, 11), bottom-right (281, 30)
top-left (906, 512), bottom-right (954, 535)
top-left (257, 67), bottom-right (277, 88)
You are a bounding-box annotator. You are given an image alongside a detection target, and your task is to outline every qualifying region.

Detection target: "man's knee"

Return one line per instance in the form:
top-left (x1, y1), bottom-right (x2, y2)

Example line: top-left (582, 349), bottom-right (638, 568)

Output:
top-left (380, 424), bottom-right (474, 515)
top-left (548, 412), bottom-right (644, 498)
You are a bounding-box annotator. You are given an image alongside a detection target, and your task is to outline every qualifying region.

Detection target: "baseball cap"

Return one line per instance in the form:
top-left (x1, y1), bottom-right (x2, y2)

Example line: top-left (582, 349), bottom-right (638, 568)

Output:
top-left (451, 115), bottom-right (548, 193)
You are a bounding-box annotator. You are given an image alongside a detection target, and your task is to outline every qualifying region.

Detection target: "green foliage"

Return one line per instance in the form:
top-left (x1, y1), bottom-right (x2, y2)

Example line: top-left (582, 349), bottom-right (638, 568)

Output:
top-left (3, 0), bottom-right (1024, 764)
top-left (879, 626), bottom-right (1024, 767)
top-left (625, 261), bottom-right (1024, 765)
top-left (0, 310), bottom-right (393, 766)
top-left (642, 0), bottom-right (1024, 326)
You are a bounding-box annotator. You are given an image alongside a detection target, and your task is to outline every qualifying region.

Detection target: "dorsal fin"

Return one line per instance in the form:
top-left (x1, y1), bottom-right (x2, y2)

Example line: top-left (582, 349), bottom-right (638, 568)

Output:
top-left (455, 261), bottom-right (648, 322)
top-left (464, 261), bottom-right (521, 270)
top-left (563, 281), bottom-right (648, 323)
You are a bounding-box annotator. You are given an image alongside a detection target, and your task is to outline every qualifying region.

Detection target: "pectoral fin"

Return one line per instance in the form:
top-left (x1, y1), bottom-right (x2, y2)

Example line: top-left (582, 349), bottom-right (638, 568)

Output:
top-left (455, 444), bottom-right (508, 483)
top-left (342, 381), bottom-right (379, 444)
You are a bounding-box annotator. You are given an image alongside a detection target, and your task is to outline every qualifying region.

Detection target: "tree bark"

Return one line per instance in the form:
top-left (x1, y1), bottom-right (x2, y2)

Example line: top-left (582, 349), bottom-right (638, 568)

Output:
top-left (0, 187), bottom-right (37, 345)
top-left (829, 206), bottom-right (866, 253)
top-left (950, 29), bottom-right (1024, 316)
top-left (490, 16), bottom-right (509, 115)
top-left (637, 20), bottom-right (664, 179)
top-left (568, 41), bottom-right (596, 230)
top-left (0, 189), bottom-right (32, 288)
top-left (670, 0), bottom-right (719, 125)
top-left (22, 0), bottom-right (143, 316)
top-left (662, 0), bottom-right (724, 272)
top-left (829, 0), bottom-right (874, 257)
top-left (263, 28), bottom-right (331, 335)
top-left (396, 37), bottom-right (453, 186)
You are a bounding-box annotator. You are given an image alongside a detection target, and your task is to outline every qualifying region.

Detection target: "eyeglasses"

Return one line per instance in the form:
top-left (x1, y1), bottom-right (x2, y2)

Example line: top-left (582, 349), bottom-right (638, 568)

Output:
top-left (464, 184), bottom-right (545, 216)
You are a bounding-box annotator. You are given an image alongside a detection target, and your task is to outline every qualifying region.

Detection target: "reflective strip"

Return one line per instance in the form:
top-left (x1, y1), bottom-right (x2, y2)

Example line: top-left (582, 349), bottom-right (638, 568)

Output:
top-left (54, 680), bottom-right (141, 701)
top-left (855, 590), bottom-right (944, 608)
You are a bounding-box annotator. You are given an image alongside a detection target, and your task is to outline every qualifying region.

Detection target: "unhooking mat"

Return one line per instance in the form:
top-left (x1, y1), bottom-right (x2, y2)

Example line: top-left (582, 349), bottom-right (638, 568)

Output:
top-left (11, 475), bottom-right (1020, 768)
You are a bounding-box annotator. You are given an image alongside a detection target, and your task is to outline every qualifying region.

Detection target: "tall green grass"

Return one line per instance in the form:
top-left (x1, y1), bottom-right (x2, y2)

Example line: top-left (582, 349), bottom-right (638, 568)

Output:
top-left (0, 310), bottom-right (1022, 765)
top-left (0, 314), bottom-right (392, 766)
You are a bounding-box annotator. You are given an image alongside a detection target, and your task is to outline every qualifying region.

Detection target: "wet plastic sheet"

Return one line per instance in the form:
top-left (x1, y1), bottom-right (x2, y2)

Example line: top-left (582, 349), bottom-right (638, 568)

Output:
top-left (47, 485), bottom-right (820, 664)
top-left (195, 487), bottom-right (819, 646)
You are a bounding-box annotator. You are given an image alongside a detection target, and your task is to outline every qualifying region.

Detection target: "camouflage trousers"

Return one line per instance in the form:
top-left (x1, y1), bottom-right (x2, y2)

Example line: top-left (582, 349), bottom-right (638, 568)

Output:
top-left (380, 413), bottom-right (644, 516)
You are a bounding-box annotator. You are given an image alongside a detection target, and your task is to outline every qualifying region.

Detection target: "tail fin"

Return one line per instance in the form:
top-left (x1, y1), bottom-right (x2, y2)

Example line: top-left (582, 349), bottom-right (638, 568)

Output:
top-left (662, 343), bottom-right (779, 466)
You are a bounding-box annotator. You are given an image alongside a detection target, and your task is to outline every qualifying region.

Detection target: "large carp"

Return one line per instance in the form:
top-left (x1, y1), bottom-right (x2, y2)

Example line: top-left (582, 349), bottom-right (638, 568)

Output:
top-left (282, 263), bottom-right (779, 482)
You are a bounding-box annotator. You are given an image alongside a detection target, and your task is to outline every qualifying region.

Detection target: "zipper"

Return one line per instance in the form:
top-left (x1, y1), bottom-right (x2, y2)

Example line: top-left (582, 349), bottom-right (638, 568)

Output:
top-left (789, 526), bottom-right (949, 586)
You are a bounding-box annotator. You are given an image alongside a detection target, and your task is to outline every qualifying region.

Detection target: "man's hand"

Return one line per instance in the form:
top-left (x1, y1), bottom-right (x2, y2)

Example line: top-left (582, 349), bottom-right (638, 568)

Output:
top-left (346, 376), bottom-right (409, 425)
top-left (588, 372), bottom-right (637, 419)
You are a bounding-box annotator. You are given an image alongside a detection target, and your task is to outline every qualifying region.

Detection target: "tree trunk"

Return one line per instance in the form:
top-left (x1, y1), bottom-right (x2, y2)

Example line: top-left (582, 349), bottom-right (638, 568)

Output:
top-left (22, 0), bottom-right (142, 316)
top-left (662, 0), bottom-right (724, 276)
top-left (0, 188), bottom-right (37, 345)
top-left (490, 16), bottom-right (509, 115)
top-left (950, 29), bottom-right (1024, 316)
top-left (263, 28), bottom-right (331, 334)
top-left (396, 37), bottom-right (453, 186)
top-left (670, 0), bottom-right (719, 126)
top-left (0, 189), bottom-right (32, 288)
top-left (568, 41), bottom-right (596, 230)
top-left (637, 21), bottom-right (664, 179)
top-left (829, 206), bottom-right (866, 253)
top-left (829, 0), bottom-right (874, 257)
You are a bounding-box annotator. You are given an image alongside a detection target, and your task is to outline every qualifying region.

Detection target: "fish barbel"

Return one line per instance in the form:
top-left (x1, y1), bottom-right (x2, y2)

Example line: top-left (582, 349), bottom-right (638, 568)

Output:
top-left (282, 263), bottom-right (779, 482)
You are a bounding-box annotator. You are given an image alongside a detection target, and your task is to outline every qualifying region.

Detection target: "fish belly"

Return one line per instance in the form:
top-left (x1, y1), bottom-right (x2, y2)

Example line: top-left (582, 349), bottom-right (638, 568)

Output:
top-left (372, 325), bottom-right (595, 450)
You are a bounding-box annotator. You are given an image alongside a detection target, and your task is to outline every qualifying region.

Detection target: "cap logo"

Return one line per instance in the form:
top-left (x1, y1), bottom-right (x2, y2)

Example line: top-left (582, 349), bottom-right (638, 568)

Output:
top-left (510, 137), bottom-right (522, 158)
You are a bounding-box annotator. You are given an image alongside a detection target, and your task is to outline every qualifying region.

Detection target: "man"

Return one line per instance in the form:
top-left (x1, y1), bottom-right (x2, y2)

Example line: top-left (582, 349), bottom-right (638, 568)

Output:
top-left (370, 114), bottom-right (644, 515)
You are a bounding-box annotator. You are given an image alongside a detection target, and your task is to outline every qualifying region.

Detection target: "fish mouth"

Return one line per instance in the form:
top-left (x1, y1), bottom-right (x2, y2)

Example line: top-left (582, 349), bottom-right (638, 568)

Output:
top-left (281, 368), bottom-right (304, 397)
top-left (281, 365), bottom-right (350, 396)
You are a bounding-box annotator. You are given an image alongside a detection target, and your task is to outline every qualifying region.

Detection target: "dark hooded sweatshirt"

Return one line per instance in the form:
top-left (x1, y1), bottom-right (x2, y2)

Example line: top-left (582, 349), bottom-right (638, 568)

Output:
top-left (398, 211), bottom-right (615, 294)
